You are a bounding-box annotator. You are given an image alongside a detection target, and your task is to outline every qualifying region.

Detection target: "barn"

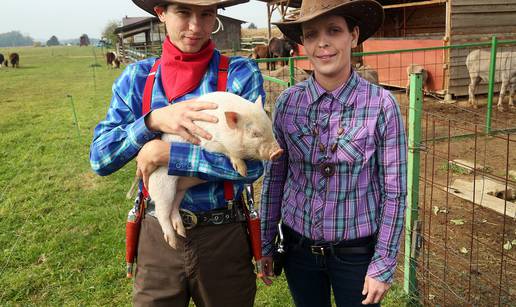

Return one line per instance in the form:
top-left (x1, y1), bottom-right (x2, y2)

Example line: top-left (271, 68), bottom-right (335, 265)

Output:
top-left (114, 14), bottom-right (245, 62)
top-left (264, 0), bottom-right (516, 97)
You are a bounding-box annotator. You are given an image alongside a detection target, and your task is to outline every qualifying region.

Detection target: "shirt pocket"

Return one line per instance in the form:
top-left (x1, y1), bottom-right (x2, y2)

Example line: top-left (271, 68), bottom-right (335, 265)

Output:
top-left (285, 122), bottom-right (315, 161)
top-left (335, 125), bottom-right (369, 164)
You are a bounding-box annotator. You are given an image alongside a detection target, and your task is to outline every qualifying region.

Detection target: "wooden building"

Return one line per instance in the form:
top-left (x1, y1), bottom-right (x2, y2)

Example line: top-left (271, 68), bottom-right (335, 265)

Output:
top-left (265, 0), bottom-right (516, 97)
top-left (114, 14), bottom-right (245, 62)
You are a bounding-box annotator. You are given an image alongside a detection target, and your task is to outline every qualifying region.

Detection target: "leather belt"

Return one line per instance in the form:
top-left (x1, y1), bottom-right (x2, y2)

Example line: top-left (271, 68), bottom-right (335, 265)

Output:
top-left (144, 199), bottom-right (246, 229)
top-left (179, 203), bottom-right (246, 229)
top-left (282, 225), bottom-right (375, 256)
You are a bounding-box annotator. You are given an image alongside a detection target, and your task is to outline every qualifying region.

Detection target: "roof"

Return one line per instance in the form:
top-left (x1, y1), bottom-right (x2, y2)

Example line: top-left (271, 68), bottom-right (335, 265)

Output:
top-left (115, 16), bottom-right (159, 34)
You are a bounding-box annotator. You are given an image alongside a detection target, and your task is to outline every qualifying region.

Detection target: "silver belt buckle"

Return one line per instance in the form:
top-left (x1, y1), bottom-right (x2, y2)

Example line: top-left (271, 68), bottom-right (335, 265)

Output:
top-left (310, 245), bottom-right (326, 256)
top-left (179, 209), bottom-right (198, 229)
top-left (210, 211), bottom-right (226, 225)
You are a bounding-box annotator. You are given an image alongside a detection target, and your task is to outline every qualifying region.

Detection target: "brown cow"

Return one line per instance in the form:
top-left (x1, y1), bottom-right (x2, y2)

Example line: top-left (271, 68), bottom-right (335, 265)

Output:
top-left (251, 44), bottom-right (275, 70)
top-left (0, 53), bottom-right (4, 67)
top-left (269, 37), bottom-right (297, 69)
top-left (9, 53), bottom-right (19, 68)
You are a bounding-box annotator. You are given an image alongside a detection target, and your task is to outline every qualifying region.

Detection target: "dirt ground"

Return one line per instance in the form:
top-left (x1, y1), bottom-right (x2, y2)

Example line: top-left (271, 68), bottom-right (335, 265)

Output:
top-left (394, 92), bottom-right (516, 305)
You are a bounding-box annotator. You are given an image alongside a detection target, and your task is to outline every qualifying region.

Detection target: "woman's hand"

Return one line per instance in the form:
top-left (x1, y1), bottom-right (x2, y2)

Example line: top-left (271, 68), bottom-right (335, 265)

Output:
top-left (145, 98), bottom-right (219, 144)
top-left (136, 139), bottom-right (170, 188)
top-left (361, 275), bottom-right (391, 305)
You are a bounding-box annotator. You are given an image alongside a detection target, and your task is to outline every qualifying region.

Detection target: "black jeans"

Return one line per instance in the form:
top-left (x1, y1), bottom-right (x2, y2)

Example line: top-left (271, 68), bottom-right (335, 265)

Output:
top-left (282, 226), bottom-right (379, 307)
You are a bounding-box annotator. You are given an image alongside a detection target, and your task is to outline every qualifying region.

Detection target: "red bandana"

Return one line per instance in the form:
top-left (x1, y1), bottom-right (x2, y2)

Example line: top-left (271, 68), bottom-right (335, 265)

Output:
top-left (161, 37), bottom-right (215, 102)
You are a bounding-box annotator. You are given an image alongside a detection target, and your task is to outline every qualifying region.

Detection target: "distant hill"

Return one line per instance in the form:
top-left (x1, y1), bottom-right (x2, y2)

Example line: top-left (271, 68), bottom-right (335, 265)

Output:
top-left (0, 31), bottom-right (34, 47)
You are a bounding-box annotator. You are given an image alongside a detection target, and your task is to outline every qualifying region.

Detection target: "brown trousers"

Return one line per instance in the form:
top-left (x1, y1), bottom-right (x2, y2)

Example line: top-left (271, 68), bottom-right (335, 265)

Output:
top-left (133, 215), bottom-right (256, 307)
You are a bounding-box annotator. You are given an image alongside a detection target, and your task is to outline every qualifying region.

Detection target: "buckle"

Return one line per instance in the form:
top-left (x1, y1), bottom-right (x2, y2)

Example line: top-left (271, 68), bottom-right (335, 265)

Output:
top-left (209, 211), bottom-right (226, 225)
top-left (179, 209), bottom-right (198, 229)
top-left (310, 245), bottom-right (326, 256)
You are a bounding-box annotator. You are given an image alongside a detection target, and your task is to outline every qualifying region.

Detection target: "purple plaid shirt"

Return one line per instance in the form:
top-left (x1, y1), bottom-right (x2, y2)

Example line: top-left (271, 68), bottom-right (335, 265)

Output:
top-left (260, 71), bottom-right (407, 283)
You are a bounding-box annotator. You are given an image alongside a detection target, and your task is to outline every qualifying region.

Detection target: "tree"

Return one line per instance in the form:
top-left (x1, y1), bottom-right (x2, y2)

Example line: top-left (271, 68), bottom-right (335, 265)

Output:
top-left (80, 34), bottom-right (90, 46)
top-left (47, 35), bottom-right (60, 46)
top-left (102, 20), bottom-right (120, 46)
top-left (248, 23), bottom-right (257, 30)
top-left (0, 31), bottom-right (34, 47)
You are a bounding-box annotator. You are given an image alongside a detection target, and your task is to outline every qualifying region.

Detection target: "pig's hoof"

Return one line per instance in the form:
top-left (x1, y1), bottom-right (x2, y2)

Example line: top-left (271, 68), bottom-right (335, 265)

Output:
top-left (163, 232), bottom-right (178, 249)
top-left (231, 159), bottom-right (248, 177)
top-left (498, 105), bottom-right (505, 112)
top-left (172, 215), bottom-right (186, 238)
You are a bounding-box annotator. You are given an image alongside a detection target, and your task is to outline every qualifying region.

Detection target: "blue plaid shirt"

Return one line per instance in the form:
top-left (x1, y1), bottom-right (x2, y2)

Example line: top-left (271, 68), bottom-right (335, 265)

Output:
top-left (90, 50), bottom-right (266, 212)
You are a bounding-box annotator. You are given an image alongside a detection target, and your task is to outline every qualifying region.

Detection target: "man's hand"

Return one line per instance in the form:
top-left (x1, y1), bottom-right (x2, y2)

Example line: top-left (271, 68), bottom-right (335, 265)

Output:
top-left (136, 139), bottom-right (170, 188)
top-left (145, 98), bottom-right (218, 145)
top-left (260, 256), bottom-right (274, 286)
top-left (362, 276), bottom-right (391, 305)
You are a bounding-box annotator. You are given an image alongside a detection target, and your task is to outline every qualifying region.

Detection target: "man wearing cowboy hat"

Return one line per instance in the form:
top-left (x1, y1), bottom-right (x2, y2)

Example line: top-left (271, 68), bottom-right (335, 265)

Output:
top-left (260, 0), bottom-right (407, 306)
top-left (90, 0), bottom-right (265, 306)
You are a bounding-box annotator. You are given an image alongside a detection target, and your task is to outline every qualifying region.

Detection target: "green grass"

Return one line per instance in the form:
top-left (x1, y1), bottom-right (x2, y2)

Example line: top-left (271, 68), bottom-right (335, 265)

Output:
top-left (0, 46), bottom-right (410, 306)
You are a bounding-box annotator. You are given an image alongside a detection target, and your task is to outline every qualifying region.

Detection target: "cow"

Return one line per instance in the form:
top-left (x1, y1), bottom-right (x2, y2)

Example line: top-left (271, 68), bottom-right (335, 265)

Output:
top-left (466, 49), bottom-right (516, 111)
top-left (9, 53), bottom-right (19, 68)
top-left (355, 64), bottom-right (379, 85)
top-left (106, 51), bottom-right (120, 69)
top-left (406, 64), bottom-right (429, 97)
top-left (0, 53), bottom-right (4, 67)
top-left (268, 37), bottom-right (297, 69)
top-left (251, 44), bottom-right (274, 70)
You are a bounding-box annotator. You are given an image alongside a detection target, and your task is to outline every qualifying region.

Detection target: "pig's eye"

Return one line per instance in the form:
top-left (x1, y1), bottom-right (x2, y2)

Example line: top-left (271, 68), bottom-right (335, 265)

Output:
top-left (251, 130), bottom-right (262, 138)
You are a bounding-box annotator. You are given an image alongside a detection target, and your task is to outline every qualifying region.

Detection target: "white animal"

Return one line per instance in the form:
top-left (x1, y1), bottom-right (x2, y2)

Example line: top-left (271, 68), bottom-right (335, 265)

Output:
top-left (466, 49), bottom-right (516, 110)
top-left (406, 64), bottom-right (428, 96)
top-left (148, 92), bottom-right (283, 248)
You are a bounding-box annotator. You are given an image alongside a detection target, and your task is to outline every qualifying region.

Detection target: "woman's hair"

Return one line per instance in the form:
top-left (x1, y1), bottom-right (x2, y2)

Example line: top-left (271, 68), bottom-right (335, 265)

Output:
top-left (343, 16), bottom-right (358, 33)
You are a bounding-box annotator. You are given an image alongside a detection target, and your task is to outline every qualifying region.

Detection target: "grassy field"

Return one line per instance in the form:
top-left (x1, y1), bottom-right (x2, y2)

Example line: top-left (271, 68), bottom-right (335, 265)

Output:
top-left (0, 46), bottom-right (410, 306)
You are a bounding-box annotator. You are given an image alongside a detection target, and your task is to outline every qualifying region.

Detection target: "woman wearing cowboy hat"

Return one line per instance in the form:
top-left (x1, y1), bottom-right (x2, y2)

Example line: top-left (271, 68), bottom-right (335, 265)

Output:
top-left (90, 0), bottom-right (265, 306)
top-left (260, 0), bottom-right (407, 306)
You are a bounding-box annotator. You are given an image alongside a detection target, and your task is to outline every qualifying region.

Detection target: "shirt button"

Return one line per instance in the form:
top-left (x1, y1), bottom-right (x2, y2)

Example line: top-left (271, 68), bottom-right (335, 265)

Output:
top-left (320, 163), bottom-right (335, 177)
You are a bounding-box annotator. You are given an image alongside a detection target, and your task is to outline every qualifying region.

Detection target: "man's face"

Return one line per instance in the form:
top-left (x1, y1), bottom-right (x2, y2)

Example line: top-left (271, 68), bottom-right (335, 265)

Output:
top-left (301, 15), bottom-right (359, 80)
top-left (155, 3), bottom-right (217, 53)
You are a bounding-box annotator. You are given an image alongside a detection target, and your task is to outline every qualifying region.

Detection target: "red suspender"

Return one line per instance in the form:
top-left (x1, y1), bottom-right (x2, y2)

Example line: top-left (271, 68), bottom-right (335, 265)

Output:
top-left (141, 55), bottom-right (234, 202)
top-left (217, 55), bottom-right (229, 92)
top-left (142, 59), bottom-right (161, 116)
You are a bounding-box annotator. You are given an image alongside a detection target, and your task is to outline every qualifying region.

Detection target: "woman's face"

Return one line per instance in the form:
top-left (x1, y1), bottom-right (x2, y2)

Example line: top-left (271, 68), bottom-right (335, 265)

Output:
top-left (301, 15), bottom-right (359, 80)
top-left (155, 4), bottom-right (217, 53)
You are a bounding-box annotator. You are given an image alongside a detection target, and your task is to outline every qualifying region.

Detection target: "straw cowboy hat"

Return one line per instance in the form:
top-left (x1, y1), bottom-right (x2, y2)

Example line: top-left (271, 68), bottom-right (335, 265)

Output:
top-left (132, 0), bottom-right (249, 16)
top-left (274, 0), bottom-right (384, 45)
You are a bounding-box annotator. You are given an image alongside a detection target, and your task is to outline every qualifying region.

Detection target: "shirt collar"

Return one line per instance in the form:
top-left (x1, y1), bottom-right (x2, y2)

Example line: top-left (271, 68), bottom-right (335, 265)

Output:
top-left (306, 70), bottom-right (359, 107)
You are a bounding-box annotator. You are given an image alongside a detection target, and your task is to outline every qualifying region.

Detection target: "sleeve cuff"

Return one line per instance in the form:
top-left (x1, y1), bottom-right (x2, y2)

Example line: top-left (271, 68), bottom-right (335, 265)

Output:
top-left (168, 142), bottom-right (199, 176)
top-left (366, 254), bottom-right (398, 284)
top-left (128, 113), bottom-right (160, 147)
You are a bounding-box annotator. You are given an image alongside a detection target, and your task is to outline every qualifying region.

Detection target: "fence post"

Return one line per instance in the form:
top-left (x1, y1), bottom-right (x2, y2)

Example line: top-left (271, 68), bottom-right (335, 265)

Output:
top-left (404, 73), bottom-right (423, 301)
top-left (288, 57), bottom-right (295, 86)
top-left (486, 36), bottom-right (498, 134)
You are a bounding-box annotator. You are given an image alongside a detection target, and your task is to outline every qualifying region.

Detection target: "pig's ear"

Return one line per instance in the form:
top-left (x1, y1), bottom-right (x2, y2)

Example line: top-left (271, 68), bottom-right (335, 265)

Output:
top-left (225, 111), bottom-right (240, 129)
top-left (255, 95), bottom-right (263, 109)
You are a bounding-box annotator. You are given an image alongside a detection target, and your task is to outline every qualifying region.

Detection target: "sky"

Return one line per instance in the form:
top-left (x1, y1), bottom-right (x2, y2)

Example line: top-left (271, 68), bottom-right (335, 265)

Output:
top-left (0, 0), bottom-right (280, 41)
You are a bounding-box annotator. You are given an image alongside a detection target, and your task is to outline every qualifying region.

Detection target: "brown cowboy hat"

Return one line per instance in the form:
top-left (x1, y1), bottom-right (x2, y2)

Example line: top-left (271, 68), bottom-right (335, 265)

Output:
top-left (132, 0), bottom-right (249, 16)
top-left (273, 0), bottom-right (384, 45)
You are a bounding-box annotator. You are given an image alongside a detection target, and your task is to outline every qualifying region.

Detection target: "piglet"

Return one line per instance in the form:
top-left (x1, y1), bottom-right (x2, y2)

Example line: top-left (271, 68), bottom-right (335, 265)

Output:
top-left (148, 91), bottom-right (283, 248)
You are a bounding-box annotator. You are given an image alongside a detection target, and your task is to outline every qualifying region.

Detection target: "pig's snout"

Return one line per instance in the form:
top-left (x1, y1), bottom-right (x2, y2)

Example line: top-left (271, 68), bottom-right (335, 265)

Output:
top-left (270, 148), bottom-right (284, 161)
